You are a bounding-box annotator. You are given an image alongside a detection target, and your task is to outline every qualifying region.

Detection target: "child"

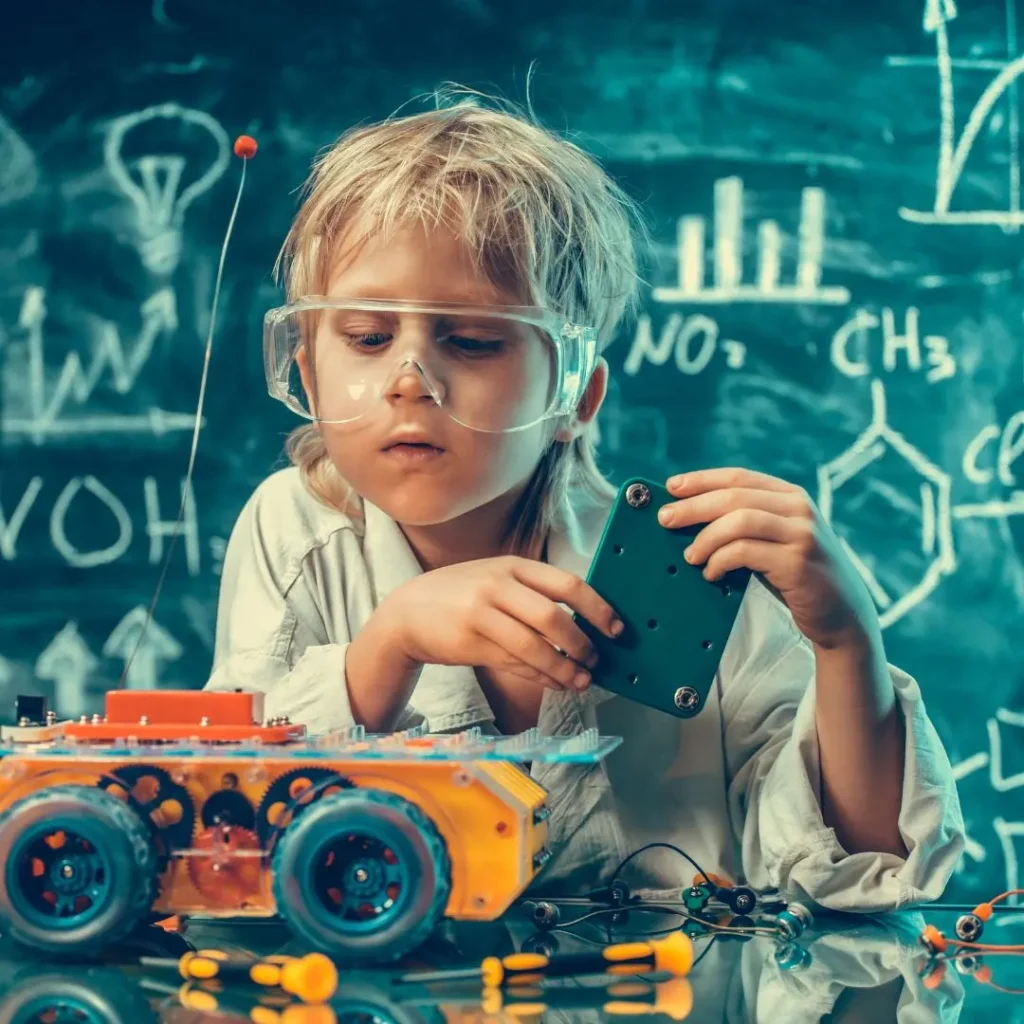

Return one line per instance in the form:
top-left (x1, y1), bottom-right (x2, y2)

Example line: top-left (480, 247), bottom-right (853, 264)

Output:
top-left (207, 88), bottom-right (964, 907)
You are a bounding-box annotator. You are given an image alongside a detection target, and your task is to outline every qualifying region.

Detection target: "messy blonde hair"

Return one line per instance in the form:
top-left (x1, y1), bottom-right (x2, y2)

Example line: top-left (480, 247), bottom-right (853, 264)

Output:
top-left (275, 81), bottom-right (646, 556)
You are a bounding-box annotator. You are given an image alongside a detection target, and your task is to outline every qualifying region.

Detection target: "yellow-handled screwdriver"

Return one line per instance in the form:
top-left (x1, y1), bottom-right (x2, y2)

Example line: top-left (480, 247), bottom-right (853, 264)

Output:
top-left (139, 949), bottom-right (338, 1003)
top-left (481, 977), bottom-right (694, 1020)
top-left (140, 975), bottom-right (337, 1023)
top-left (400, 931), bottom-right (693, 987)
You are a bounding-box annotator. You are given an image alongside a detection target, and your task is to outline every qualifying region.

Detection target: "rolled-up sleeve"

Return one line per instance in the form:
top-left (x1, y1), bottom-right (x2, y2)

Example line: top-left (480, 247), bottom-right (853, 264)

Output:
top-left (720, 579), bottom-right (965, 912)
top-left (204, 483), bottom-right (424, 734)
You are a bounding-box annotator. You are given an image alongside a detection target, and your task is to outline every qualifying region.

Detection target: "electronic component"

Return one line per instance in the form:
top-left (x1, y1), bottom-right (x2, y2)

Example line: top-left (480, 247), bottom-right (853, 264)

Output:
top-left (573, 477), bottom-right (750, 719)
top-left (774, 902), bottom-right (813, 940)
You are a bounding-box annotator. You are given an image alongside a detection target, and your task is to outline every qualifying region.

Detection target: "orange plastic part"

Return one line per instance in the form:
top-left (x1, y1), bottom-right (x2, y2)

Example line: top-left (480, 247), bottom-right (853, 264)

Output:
top-left (62, 689), bottom-right (307, 743)
top-left (106, 690), bottom-right (258, 726)
top-left (63, 722), bottom-right (305, 742)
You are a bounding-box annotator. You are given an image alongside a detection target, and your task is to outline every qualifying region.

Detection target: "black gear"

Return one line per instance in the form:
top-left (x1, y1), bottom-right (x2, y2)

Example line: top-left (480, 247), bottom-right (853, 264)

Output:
top-left (97, 764), bottom-right (195, 859)
top-left (254, 767), bottom-right (352, 846)
top-left (200, 789), bottom-right (256, 831)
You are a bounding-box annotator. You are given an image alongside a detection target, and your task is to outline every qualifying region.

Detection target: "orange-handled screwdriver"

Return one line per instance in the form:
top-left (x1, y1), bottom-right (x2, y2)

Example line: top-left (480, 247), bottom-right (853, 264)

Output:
top-left (139, 949), bottom-right (337, 1003)
top-left (401, 931), bottom-right (693, 987)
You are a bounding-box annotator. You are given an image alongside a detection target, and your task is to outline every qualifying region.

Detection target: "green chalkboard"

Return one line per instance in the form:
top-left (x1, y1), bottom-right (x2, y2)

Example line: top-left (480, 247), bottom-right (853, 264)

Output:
top-left (0, 0), bottom-right (1022, 904)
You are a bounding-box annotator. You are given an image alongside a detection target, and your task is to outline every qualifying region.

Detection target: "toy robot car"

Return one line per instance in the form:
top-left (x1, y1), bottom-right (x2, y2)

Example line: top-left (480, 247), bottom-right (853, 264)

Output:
top-left (0, 690), bottom-right (619, 963)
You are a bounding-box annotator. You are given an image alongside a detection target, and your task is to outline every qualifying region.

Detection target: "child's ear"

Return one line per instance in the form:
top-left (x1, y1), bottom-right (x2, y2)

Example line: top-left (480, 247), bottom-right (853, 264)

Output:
top-left (553, 356), bottom-right (608, 443)
top-left (295, 345), bottom-right (318, 418)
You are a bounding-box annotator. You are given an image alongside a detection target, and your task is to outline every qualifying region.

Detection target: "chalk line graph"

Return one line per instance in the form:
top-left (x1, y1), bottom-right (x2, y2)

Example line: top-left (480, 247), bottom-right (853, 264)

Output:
top-left (891, 0), bottom-right (1024, 227)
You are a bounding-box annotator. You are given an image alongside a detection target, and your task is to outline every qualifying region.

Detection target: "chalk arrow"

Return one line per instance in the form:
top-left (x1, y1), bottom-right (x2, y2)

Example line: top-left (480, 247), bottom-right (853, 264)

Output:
top-left (924, 0), bottom-right (957, 32)
top-left (35, 622), bottom-right (98, 718)
top-left (103, 606), bottom-right (182, 690)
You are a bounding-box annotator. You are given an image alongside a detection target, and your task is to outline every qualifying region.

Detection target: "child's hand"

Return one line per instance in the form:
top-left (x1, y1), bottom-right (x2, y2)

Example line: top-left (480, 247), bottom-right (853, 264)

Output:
top-left (658, 468), bottom-right (879, 650)
top-left (378, 557), bottom-right (623, 691)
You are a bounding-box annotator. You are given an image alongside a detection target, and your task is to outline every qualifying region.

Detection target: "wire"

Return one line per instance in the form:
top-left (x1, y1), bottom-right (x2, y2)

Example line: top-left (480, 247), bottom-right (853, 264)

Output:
top-left (922, 902), bottom-right (1024, 912)
top-left (118, 151), bottom-right (250, 688)
top-left (690, 934), bottom-right (719, 971)
top-left (545, 900), bottom-right (777, 941)
top-left (607, 841), bottom-right (714, 893)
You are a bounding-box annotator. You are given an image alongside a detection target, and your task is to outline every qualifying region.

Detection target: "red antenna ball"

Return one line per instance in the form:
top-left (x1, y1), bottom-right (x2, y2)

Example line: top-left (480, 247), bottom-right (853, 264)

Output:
top-left (234, 135), bottom-right (258, 159)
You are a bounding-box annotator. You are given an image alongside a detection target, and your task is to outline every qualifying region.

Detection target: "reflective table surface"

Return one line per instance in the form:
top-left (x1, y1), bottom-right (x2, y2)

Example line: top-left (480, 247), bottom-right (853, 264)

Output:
top-left (0, 906), bottom-right (1019, 1022)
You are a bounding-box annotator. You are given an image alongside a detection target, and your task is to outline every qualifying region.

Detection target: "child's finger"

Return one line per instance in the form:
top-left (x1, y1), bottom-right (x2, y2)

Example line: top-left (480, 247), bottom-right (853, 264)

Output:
top-left (474, 608), bottom-right (586, 691)
top-left (667, 468), bottom-right (804, 497)
top-left (658, 487), bottom-right (806, 528)
top-left (494, 582), bottom-right (597, 669)
top-left (701, 537), bottom-right (789, 581)
top-left (682, 509), bottom-right (806, 567)
top-left (508, 558), bottom-right (623, 639)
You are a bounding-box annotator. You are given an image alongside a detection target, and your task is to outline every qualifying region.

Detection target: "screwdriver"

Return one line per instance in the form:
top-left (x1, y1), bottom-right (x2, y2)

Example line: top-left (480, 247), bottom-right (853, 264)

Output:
top-left (400, 931), bottom-right (693, 987)
top-left (480, 977), bottom-right (694, 1020)
top-left (140, 976), bottom-right (337, 1023)
top-left (139, 949), bottom-right (338, 1003)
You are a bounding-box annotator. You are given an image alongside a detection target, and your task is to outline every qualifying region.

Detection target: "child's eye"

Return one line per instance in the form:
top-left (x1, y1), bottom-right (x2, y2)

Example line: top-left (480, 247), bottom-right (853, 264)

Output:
top-left (446, 335), bottom-right (504, 355)
top-left (342, 332), bottom-right (391, 350)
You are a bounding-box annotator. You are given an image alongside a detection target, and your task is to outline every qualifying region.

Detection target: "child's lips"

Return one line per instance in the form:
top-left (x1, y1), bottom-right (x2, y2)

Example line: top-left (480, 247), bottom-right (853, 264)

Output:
top-left (382, 442), bottom-right (446, 462)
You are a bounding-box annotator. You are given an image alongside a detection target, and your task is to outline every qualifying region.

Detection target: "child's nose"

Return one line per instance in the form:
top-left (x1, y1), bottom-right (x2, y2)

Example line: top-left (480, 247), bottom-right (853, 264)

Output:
top-left (384, 358), bottom-right (445, 405)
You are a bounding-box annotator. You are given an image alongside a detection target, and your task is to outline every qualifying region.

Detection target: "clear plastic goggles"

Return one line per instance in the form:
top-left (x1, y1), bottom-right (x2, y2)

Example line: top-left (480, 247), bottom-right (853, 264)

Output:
top-left (263, 298), bottom-right (598, 434)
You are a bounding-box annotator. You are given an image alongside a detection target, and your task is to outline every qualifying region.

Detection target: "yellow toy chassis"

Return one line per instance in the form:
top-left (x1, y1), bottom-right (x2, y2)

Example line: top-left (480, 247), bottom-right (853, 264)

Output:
top-left (0, 690), bottom-right (620, 962)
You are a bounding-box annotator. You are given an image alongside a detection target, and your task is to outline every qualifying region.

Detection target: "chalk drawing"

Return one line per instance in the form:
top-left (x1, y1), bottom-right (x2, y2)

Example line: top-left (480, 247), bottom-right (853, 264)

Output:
top-left (952, 750), bottom-right (992, 866)
top-left (987, 709), bottom-right (1024, 792)
top-left (0, 112), bottom-right (38, 207)
top-left (1, 475), bottom-right (205, 574)
top-left (0, 477), bottom-right (43, 560)
top-left (623, 312), bottom-right (747, 377)
top-left (144, 476), bottom-right (201, 577)
top-left (1, 286), bottom-right (200, 442)
top-left (34, 623), bottom-right (97, 719)
top-left (994, 818), bottom-right (1024, 905)
top-left (105, 103), bottom-right (230, 274)
top-left (103, 607), bottom-right (182, 690)
top-left (653, 177), bottom-right (850, 305)
top-left (49, 477), bottom-right (134, 570)
top-left (830, 308), bottom-right (956, 383)
top-left (209, 536), bottom-right (227, 577)
top-left (819, 379), bottom-right (1024, 627)
top-left (893, 0), bottom-right (1024, 227)
top-left (962, 412), bottom-right (1024, 487)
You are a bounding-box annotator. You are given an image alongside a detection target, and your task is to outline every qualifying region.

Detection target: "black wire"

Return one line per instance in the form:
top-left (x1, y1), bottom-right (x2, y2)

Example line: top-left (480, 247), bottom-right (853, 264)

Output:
top-left (690, 934), bottom-right (718, 970)
top-left (608, 841), bottom-right (714, 892)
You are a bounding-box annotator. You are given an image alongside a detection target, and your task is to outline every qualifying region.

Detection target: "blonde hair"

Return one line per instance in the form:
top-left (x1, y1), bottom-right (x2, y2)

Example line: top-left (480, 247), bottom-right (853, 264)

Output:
top-left (276, 82), bottom-right (647, 556)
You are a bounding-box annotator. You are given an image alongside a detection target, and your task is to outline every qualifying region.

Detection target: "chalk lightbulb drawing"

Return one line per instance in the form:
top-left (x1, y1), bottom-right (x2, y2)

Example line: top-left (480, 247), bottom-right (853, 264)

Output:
top-left (104, 103), bottom-right (230, 274)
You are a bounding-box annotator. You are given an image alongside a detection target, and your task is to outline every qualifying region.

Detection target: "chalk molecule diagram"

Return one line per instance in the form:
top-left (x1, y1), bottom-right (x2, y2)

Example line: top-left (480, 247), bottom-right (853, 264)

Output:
top-left (817, 378), bottom-right (1024, 629)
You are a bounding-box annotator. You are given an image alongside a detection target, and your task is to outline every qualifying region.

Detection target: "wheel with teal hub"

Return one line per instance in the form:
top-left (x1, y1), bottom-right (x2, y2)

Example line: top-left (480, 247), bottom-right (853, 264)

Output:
top-left (271, 789), bottom-right (451, 962)
top-left (0, 965), bottom-right (157, 1024)
top-left (0, 786), bottom-right (157, 957)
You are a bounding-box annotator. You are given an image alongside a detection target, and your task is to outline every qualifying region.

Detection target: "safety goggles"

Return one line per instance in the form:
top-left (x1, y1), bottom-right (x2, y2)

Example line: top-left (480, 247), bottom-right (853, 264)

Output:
top-left (263, 298), bottom-right (597, 434)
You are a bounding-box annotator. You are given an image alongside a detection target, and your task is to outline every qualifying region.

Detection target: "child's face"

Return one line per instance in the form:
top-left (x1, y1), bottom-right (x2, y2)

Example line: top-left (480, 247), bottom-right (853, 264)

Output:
top-left (298, 217), bottom-right (601, 528)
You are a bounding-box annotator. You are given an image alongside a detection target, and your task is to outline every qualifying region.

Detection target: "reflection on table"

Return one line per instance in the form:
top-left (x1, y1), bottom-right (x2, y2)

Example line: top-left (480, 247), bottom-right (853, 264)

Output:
top-left (0, 907), bottom-right (1020, 1022)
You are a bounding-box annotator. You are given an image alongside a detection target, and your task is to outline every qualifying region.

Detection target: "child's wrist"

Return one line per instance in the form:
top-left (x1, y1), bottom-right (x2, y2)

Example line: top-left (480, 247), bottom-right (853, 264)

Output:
top-left (346, 604), bottom-right (422, 731)
top-left (372, 592), bottom-right (421, 674)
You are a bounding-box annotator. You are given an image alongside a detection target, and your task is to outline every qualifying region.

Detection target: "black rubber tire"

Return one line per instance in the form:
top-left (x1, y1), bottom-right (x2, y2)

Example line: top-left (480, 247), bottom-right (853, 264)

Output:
top-left (0, 965), bottom-right (158, 1024)
top-left (272, 788), bottom-right (451, 963)
top-left (0, 785), bottom-right (158, 958)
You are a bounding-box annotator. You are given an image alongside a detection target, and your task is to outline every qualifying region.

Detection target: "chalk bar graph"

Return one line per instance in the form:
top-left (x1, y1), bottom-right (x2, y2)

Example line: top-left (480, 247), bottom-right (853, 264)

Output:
top-left (654, 176), bottom-right (850, 305)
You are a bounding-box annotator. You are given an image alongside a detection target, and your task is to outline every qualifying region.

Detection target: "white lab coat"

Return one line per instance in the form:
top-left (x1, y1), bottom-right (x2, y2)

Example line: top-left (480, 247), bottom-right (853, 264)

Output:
top-left (206, 468), bottom-right (965, 909)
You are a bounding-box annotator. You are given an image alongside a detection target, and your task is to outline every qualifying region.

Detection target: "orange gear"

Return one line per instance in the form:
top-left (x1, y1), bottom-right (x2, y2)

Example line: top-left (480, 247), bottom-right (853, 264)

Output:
top-left (186, 825), bottom-right (263, 907)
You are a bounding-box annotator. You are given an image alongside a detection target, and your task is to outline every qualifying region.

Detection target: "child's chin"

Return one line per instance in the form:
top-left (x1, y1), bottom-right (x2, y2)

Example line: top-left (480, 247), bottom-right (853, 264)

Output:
top-left (372, 489), bottom-right (474, 528)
